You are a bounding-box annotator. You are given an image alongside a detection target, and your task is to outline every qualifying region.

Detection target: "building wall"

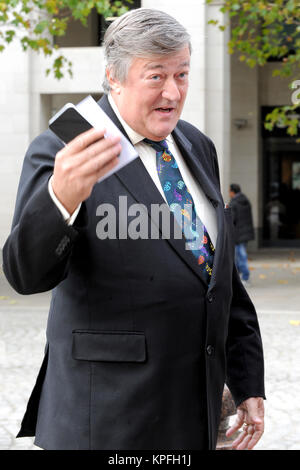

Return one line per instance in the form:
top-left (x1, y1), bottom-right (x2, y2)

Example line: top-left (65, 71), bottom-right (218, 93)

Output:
top-left (230, 53), bottom-right (260, 246)
top-left (0, 43), bottom-right (31, 247)
top-left (204, 3), bottom-right (231, 201)
top-left (259, 62), bottom-right (295, 107)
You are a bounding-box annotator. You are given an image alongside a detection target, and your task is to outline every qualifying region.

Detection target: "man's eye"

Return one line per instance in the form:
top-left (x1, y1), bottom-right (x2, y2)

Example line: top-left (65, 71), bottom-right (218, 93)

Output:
top-left (151, 75), bottom-right (160, 81)
top-left (178, 72), bottom-right (188, 79)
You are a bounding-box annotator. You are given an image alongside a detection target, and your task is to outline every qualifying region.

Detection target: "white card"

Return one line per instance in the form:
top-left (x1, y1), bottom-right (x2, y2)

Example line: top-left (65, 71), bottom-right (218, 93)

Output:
top-left (76, 95), bottom-right (139, 183)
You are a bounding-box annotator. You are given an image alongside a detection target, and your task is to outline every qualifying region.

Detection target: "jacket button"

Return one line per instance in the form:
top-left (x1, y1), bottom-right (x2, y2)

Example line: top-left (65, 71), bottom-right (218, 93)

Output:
top-left (207, 293), bottom-right (213, 303)
top-left (206, 345), bottom-right (214, 356)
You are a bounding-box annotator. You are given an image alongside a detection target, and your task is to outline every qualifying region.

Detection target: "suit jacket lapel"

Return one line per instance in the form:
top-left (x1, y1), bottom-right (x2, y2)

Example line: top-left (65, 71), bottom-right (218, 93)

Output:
top-left (172, 127), bottom-right (221, 207)
top-left (97, 95), bottom-right (220, 288)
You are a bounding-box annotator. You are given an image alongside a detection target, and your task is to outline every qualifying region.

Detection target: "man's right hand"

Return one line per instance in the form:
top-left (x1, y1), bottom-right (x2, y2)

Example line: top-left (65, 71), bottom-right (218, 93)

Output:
top-left (51, 128), bottom-right (122, 214)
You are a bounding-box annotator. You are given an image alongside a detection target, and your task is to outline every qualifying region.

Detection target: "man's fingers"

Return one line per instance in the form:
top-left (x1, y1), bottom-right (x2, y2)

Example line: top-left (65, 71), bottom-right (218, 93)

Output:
top-left (84, 155), bottom-right (119, 190)
top-left (231, 429), bottom-right (247, 448)
top-left (237, 424), bottom-right (263, 450)
top-left (78, 142), bottom-right (122, 177)
top-left (78, 135), bottom-right (121, 163)
top-left (246, 428), bottom-right (264, 450)
top-left (230, 419), bottom-right (264, 450)
top-left (226, 413), bottom-right (244, 437)
top-left (52, 124), bottom-right (122, 213)
top-left (245, 418), bottom-right (264, 450)
top-left (64, 128), bottom-right (106, 155)
top-left (56, 130), bottom-right (121, 177)
top-left (236, 433), bottom-right (253, 450)
top-left (96, 155), bottom-right (119, 179)
top-left (227, 397), bottom-right (265, 449)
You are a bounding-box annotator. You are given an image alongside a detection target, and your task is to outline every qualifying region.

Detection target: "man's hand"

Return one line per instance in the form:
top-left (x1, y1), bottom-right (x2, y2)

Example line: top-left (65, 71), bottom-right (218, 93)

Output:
top-left (226, 397), bottom-right (264, 450)
top-left (52, 128), bottom-right (122, 214)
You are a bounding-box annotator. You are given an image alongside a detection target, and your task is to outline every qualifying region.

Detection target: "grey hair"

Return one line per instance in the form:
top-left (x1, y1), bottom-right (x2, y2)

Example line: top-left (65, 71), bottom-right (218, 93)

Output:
top-left (102, 8), bottom-right (192, 94)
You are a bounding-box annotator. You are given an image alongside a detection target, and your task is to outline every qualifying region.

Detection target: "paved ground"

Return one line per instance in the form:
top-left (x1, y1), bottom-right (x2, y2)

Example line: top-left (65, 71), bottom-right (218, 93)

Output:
top-left (0, 248), bottom-right (300, 450)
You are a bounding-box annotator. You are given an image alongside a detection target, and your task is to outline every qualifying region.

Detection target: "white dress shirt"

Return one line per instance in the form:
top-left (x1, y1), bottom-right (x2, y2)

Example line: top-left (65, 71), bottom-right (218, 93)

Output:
top-left (49, 94), bottom-right (218, 246)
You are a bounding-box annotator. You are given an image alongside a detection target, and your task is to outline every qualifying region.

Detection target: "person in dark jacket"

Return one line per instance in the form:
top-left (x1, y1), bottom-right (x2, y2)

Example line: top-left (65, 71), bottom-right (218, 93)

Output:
top-left (229, 184), bottom-right (255, 286)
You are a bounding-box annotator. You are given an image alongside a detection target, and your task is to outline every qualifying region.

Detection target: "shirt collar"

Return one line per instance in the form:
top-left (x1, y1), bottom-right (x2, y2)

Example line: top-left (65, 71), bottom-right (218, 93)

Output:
top-left (107, 94), bottom-right (173, 146)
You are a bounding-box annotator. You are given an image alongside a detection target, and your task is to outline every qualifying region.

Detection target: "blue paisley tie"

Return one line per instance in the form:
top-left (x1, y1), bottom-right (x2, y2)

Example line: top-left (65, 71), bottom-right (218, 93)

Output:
top-left (144, 138), bottom-right (215, 284)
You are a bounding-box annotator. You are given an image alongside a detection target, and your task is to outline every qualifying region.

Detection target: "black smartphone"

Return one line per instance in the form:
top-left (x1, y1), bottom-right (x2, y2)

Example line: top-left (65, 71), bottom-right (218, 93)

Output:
top-left (49, 104), bottom-right (93, 144)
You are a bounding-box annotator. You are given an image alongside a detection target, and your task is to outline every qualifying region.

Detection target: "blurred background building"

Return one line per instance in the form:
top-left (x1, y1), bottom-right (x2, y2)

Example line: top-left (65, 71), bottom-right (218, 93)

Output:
top-left (1, 0), bottom-right (299, 250)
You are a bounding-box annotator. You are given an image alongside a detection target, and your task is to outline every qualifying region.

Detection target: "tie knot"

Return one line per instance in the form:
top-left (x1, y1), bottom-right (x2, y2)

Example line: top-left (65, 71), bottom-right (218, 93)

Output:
top-left (143, 138), bottom-right (168, 152)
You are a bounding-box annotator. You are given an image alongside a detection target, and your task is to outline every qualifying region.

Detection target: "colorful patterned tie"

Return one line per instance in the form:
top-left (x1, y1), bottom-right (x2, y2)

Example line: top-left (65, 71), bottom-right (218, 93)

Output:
top-left (144, 138), bottom-right (215, 284)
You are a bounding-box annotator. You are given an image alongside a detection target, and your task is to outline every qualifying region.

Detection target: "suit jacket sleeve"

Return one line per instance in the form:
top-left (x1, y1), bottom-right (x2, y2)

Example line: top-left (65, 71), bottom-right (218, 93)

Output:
top-left (209, 140), bottom-right (266, 407)
top-left (2, 130), bottom-right (85, 295)
top-left (226, 267), bottom-right (266, 407)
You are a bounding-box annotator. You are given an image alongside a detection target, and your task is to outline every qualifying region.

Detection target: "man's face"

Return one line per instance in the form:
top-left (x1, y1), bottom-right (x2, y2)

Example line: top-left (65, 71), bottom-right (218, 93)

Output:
top-left (109, 46), bottom-right (190, 141)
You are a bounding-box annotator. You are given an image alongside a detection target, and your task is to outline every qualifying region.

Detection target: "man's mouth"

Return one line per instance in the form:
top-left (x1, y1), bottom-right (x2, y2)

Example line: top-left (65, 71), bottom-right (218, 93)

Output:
top-left (155, 107), bottom-right (175, 114)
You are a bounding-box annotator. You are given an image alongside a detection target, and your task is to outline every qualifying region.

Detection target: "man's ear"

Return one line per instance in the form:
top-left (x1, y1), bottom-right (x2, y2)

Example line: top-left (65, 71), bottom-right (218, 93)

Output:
top-left (106, 67), bottom-right (121, 94)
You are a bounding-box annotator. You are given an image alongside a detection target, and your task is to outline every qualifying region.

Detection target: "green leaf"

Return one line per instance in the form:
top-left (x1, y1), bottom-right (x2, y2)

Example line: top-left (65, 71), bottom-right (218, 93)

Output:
top-left (5, 30), bottom-right (15, 43)
top-left (34, 20), bottom-right (49, 34)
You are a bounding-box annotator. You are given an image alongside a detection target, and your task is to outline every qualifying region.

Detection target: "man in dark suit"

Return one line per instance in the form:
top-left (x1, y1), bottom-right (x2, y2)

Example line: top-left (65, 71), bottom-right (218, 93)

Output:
top-left (2, 8), bottom-right (265, 450)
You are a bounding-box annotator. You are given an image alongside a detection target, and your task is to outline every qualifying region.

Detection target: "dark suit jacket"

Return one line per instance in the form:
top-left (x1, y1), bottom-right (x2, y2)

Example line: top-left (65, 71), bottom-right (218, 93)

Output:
top-left (2, 94), bottom-right (265, 450)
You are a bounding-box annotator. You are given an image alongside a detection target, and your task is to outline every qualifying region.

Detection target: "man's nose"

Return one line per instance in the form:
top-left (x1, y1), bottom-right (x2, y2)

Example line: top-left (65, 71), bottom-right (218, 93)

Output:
top-left (162, 79), bottom-right (181, 101)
